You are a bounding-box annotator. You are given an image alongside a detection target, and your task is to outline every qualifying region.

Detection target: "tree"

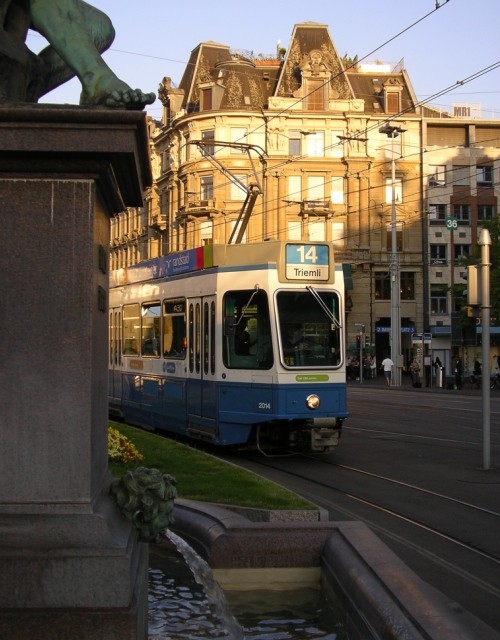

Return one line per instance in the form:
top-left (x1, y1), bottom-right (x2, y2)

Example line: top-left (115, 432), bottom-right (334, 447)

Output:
top-left (481, 216), bottom-right (500, 322)
top-left (341, 53), bottom-right (358, 70)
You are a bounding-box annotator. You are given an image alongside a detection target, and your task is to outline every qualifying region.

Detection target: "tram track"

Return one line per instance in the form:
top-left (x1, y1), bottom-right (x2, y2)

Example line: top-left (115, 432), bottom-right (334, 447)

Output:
top-left (215, 386), bottom-right (500, 629)
top-left (243, 453), bottom-right (500, 562)
top-left (295, 482), bottom-right (500, 601)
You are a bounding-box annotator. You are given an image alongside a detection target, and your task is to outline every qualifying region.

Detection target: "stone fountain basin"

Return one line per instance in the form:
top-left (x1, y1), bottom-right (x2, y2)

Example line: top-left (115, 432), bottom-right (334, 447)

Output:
top-left (170, 499), bottom-right (497, 640)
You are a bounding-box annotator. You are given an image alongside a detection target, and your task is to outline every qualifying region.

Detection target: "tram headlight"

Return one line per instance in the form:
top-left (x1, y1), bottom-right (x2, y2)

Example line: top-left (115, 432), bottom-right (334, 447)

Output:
top-left (305, 394), bottom-right (320, 410)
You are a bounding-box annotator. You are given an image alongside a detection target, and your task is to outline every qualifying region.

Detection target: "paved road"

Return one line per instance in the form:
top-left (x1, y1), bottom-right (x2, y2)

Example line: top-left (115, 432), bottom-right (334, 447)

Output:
top-left (218, 380), bottom-right (500, 635)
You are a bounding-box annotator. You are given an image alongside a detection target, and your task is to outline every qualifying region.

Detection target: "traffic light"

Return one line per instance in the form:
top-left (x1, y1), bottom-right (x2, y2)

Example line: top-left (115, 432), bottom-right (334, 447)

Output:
top-left (356, 334), bottom-right (365, 348)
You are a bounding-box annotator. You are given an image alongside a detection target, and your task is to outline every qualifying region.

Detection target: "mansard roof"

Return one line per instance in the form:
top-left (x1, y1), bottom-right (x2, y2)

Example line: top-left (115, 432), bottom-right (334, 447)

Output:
top-left (347, 70), bottom-right (416, 115)
top-left (275, 22), bottom-right (354, 101)
top-left (179, 41), bottom-right (281, 113)
top-left (174, 22), bottom-right (420, 116)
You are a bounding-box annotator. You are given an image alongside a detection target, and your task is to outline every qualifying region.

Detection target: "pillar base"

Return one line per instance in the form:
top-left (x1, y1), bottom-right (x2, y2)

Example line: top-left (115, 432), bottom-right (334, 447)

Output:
top-left (0, 106), bottom-right (152, 639)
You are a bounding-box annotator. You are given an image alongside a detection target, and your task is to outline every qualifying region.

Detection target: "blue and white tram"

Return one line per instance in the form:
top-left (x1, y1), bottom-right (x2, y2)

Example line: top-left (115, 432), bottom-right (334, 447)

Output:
top-left (108, 241), bottom-right (348, 452)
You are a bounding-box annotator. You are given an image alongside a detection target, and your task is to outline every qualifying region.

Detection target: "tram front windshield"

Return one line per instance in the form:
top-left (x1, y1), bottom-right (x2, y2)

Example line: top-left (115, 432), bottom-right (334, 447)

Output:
top-left (277, 289), bottom-right (341, 368)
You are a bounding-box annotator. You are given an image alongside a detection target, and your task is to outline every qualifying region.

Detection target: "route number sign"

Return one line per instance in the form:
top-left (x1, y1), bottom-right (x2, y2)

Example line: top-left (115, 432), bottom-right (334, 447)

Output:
top-left (445, 217), bottom-right (458, 230)
top-left (285, 243), bottom-right (329, 281)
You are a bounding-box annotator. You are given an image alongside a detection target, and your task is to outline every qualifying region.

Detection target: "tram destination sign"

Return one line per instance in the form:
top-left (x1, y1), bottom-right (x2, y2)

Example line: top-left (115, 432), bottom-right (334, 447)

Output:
top-left (285, 244), bottom-right (329, 281)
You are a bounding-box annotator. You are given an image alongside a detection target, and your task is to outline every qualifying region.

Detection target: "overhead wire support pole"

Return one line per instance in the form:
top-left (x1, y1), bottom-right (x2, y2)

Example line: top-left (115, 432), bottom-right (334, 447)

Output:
top-left (379, 123), bottom-right (406, 387)
top-left (480, 228), bottom-right (491, 470)
top-left (191, 140), bottom-right (266, 244)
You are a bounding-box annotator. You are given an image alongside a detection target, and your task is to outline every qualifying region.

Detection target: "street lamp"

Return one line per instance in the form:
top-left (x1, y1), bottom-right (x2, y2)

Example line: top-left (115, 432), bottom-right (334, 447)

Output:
top-left (379, 123), bottom-right (406, 386)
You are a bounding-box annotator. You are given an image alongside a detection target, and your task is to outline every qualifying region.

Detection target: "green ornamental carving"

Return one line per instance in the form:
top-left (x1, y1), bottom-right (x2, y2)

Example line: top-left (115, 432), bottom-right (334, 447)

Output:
top-left (110, 467), bottom-right (177, 542)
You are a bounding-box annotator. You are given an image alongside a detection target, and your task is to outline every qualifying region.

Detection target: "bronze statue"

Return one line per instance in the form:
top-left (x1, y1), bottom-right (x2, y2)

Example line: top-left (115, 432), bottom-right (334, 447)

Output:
top-left (0, 0), bottom-right (155, 109)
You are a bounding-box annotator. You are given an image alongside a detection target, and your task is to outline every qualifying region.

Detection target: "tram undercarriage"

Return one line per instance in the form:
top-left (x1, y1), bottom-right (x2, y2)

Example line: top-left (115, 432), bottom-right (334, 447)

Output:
top-left (253, 418), bottom-right (343, 454)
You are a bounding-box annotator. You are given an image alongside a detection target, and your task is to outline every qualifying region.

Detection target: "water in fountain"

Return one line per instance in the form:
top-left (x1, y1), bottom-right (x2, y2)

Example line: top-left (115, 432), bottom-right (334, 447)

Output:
top-left (149, 529), bottom-right (244, 639)
top-left (148, 529), bottom-right (350, 639)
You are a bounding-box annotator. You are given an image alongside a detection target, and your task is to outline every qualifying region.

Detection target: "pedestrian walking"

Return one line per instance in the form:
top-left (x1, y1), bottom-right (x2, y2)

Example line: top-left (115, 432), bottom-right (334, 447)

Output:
top-left (380, 355), bottom-right (394, 387)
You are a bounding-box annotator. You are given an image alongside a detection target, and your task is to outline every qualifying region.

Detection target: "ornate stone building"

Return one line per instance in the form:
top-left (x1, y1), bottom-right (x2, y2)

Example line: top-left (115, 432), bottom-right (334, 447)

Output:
top-left (110, 22), bottom-right (500, 374)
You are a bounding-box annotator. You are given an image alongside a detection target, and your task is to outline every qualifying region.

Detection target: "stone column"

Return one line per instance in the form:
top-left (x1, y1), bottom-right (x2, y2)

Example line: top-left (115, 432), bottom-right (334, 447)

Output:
top-left (0, 106), bottom-right (152, 640)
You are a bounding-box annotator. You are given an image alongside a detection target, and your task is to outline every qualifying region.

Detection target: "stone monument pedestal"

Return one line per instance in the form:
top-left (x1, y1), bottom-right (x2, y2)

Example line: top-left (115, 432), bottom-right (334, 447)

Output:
top-left (0, 106), bottom-right (152, 639)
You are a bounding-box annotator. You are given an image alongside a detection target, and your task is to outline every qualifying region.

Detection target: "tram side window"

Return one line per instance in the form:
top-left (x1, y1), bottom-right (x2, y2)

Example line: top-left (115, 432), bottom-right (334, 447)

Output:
top-left (223, 290), bottom-right (272, 370)
top-left (109, 309), bottom-right (122, 365)
top-left (123, 304), bottom-right (140, 355)
top-left (141, 302), bottom-right (161, 356)
top-left (163, 298), bottom-right (186, 359)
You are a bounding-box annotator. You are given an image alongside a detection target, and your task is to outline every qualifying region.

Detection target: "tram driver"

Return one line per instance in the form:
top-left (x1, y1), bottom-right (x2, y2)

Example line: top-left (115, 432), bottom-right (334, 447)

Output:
top-left (234, 317), bottom-right (255, 355)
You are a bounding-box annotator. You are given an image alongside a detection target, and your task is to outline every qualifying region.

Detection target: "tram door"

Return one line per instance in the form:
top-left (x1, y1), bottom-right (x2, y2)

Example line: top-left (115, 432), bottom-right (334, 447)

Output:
top-left (186, 296), bottom-right (217, 437)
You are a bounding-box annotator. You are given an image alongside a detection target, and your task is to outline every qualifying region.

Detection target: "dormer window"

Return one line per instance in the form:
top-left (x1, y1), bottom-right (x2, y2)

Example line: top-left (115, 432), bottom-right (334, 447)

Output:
top-left (294, 49), bottom-right (332, 112)
top-left (201, 88), bottom-right (212, 111)
top-left (382, 78), bottom-right (403, 115)
top-left (306, 79), bottom-right (325, 111)
top-left (198, 81), bottom-right (224, 111)
top-left (385, 91), bottom-right (400, 113)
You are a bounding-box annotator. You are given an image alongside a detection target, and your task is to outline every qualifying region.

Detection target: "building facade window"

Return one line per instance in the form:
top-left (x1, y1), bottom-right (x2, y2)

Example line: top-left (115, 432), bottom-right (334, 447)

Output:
top-left (331, 221), bottom-right (345, 247)
top-left (306, 175), bottom-right (325, 203)
top-left (200, 220), bottom-right (213, 245)
top-left (429, 165), bottom-right (446, 186)
top-left (230, 127), bottom-right (247, 151)
top-left (401, 272), bottom-right (415, 300)
top-left (374, 272), bottom-right (391, 300)
top-left (308, 220), bottom-right (325, 241)
top-left (430, 285), bottom-right (448, 315)
top-left (201, 129), bottom-right (215, 155)
top-left (201, 88), bottom-right (212, 111)
top-left (478, 204), bottom-right (494, 221)
top-left (230, 175), bottom-right (247, 201)
top-left (385, 177), bottom-right (402, 203)
top-left (385, 92), bottom-right (400, 113)
top-left (289, 130), bottom-right (301, 156)
top-left (429, 203), bottom-right (447, 223)
top-left (305, 79), bottom-right (325, 111)
top-left (288, 220), bottom-right (302, 240)
top-left (454, 244), bottom-right (470, 260)
top-left (453, 204), bottom-right (470, 225)
top-left (182, 134), bottom-right (190, 163)
top-left (430, 244), bottom-right (447, 264)
top-left (331, 130), bottom-right (344, 157)
top-left (305, 131), bottom-right (325, 157)
top-left (477, 165), bottom-right (493, 186)
top-left (287, 175), bottom-right (302, 201)
top-left (330, 176), bottom-right (344, 204)
top-left (386, 222), bottom-right (404, 252)
top-left (200, 175), bottom-right (214, 200)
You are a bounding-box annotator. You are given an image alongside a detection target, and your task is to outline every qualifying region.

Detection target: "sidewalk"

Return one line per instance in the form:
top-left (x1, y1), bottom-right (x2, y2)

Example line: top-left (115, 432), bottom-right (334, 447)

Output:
top-left (347, 371), bottom-right (488, 395)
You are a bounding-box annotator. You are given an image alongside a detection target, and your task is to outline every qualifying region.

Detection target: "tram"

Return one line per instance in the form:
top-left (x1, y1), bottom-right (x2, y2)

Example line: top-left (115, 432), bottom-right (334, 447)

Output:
top-left (108, 241), bottom-right (348, 453)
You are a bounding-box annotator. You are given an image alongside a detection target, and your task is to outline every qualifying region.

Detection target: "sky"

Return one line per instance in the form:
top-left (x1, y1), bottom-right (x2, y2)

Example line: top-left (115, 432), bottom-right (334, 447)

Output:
top-left (28, 0), bottom-right (500, 121)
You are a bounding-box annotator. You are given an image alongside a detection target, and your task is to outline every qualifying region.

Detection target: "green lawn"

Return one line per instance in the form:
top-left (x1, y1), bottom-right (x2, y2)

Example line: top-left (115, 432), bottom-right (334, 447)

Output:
top-left (109, 422), bottom-right (314, 510)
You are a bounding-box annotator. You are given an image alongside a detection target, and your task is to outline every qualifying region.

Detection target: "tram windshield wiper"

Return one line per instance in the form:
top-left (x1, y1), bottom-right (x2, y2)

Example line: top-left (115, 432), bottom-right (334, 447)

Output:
top-left (306, 285), bottom-right (342, 329)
